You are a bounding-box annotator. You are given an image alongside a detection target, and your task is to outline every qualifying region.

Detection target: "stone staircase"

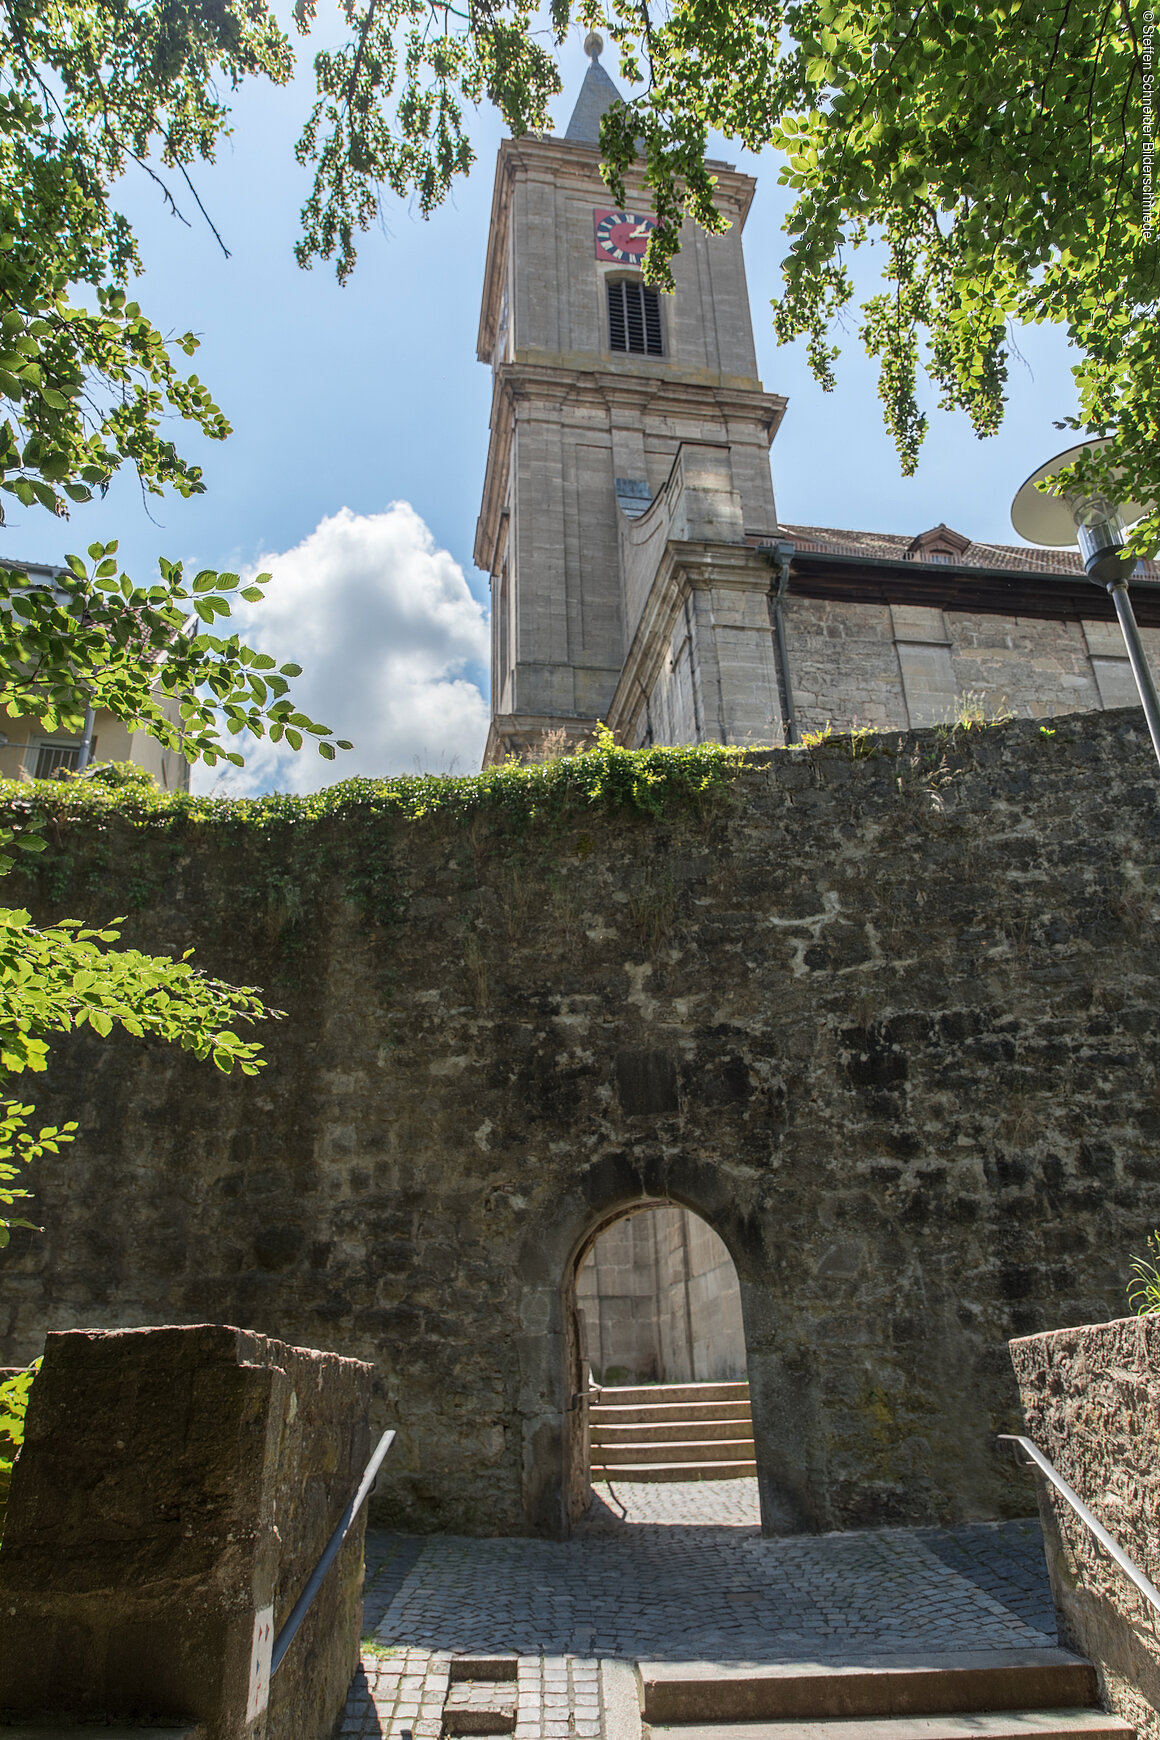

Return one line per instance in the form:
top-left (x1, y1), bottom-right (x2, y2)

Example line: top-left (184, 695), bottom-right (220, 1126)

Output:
top-left (638, 1649), bottom-right (1133, 1740)
top-left (589, 1379), bottom-right (755, 1482)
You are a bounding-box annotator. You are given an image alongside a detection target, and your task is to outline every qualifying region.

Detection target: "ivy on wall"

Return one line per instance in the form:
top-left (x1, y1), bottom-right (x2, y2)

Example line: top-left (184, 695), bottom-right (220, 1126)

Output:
top-left (0, 736), bottom-right (758, 995)
top-left (0, 720), bottom-right (1027, 944)
top-left (1, 731), bottom-right (751, 835)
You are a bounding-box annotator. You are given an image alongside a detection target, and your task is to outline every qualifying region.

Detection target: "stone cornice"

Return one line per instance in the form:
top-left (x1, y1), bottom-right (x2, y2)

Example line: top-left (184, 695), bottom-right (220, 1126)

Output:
top-left (476, 136), bottom-right (758, 362)
top-left (474, 363), bottom-right (786, 571)
top-left (605, 540), bottom-right (774, 742)
top-left (504, 354), bottom-right (783, 412)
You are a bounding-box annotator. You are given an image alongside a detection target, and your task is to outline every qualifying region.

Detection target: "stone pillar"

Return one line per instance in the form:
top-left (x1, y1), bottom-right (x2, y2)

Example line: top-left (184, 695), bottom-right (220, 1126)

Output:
top-left (1010, 1316), bottom-right (1160, 1740)
top-left (0, 1324), bottom-right (373, 1740)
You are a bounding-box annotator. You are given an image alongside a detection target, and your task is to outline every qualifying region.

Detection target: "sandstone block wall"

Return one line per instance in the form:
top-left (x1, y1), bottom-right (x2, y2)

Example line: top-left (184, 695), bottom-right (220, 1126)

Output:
top-left (784, 596), bottom-right (1157, 737)
top-left (0, 1325), bottom-right (372, 1738)
top-left (682, 1210), bottom-right (748, 1382)
top-left (2, 709), bottom-right (1160, 1537)
top-left (1010, 1317), bottom-right (1160, 1740)
top-left (577, 1203), bottom-right (746, 1385)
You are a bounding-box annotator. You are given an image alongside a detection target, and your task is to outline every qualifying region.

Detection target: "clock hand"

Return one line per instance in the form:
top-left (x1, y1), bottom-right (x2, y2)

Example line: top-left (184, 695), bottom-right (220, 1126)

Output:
top-left (630, 222), bottom-right (652, 238)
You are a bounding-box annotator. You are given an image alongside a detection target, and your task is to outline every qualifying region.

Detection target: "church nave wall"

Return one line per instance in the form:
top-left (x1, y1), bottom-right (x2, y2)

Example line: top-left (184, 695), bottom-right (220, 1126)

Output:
top-left (783, 593), bottom-right (1160, 737)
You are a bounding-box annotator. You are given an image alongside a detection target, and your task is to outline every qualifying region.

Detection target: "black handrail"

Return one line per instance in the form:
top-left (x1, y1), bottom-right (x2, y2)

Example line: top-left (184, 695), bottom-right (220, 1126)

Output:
top-left (999, 1432), bottom-right (1160, 1614)
top-left (271, 1426), bottom-right (397, 1675)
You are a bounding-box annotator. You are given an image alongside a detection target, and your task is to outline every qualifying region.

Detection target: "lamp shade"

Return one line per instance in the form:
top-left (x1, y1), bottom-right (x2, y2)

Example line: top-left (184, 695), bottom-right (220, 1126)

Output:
top-left (1011, 437), bottom-right (1153, 547)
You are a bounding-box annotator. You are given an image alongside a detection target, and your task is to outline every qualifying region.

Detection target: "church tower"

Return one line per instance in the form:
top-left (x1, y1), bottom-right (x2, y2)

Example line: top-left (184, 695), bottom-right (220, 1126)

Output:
top-left (475, 39), bottom-right (787, 763)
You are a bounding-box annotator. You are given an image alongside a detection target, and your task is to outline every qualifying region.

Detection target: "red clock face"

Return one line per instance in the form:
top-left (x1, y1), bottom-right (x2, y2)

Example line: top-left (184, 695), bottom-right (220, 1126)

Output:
top-left (594, 209), bottom-right (656, 263)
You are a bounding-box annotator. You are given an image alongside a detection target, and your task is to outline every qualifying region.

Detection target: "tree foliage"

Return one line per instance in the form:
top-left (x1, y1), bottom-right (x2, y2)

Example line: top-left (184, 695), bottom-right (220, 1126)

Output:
top-left (1, 548), bottom-right (349, 767)
top-left (0, 0), bottom-right (342, 1249)
top-left (1, 0), bottom-right (288, 519)
top-left (0, 0), bottom-right (352, 760)
top-left (294, 0), bottom-right (561, 283)
top-left (593, 0), bottom-right (1159, 552)
top-left (10, 0), bottom-right (1150, 567)
top-left (0, 1356), bottom-right (37, 1529)
top-left (285, 0), bottom-right (1159, 551)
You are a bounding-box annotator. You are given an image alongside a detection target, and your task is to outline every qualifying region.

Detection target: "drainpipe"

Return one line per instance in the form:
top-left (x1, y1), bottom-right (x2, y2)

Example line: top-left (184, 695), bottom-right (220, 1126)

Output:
top-left (769, 539), bottom-right (797, 746)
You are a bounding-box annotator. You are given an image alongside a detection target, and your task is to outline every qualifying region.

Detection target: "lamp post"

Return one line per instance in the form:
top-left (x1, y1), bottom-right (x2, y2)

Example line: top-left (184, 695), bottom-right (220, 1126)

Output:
top-left (1011, 439), bottom-right (1160, 769)
top-left (76, 703), bottom-right (95, 774)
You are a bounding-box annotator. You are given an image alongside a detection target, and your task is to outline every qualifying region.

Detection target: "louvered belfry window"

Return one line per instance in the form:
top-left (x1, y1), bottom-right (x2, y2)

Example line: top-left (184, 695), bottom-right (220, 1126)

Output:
top-left (608, 279), bottom-right (664, 356)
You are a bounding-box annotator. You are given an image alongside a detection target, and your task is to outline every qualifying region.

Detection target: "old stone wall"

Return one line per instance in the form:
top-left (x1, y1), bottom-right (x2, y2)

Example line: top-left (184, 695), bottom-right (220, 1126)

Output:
top-left (1010, 1317), bottom-right (1160, 1740)
top-left (3, 709), bottom-right (1160, 1538)
top-left (0, 1325), bottom-right (371, 1738)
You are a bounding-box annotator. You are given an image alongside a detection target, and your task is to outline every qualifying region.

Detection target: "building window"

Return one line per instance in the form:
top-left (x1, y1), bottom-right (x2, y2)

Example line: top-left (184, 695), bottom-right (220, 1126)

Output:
top-left (34, 741), bottom-right (83, 779)
top-left (608, 279), bottom-right (663, 356)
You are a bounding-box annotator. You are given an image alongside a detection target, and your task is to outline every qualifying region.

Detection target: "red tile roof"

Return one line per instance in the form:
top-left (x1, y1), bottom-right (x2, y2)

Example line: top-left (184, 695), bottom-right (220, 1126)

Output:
top-left (774, 522), bottom-right (1160, 581)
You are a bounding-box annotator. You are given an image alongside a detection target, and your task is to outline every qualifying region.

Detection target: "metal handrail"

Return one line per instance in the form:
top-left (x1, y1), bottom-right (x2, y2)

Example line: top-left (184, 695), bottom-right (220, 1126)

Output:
top-left (271, 1426), bottom-right (396, 1675)
top-left (999, 1432), bottom-right (1160, 1615)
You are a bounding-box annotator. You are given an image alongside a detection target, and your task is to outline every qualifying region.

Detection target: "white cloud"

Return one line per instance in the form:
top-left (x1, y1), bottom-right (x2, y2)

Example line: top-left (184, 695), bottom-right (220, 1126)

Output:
top-left (191, 504), bottom-right (490, 796)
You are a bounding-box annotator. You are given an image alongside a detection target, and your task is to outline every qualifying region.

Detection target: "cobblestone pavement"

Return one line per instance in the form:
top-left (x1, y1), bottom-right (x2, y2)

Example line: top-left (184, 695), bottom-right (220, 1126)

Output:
top-left (917, 1519), bottom-right (1058, 1635)
top-left (338, 1492), bottom-right (1059, 1739)
top-left (582, 1477), bottom-right (762, 1530)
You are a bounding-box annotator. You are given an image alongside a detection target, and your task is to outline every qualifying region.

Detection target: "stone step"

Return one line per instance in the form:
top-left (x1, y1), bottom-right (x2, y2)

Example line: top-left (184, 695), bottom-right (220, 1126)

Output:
top-left (645, 1713), bottom-right (1133, 1740)
top-left (593, 1380), bottom-right (750, 1407)
top-left (640, 1653), bottom-right (1099, 1726)
top-left (592, 1458), bottom-right (758, 1482)
top-left (593, 1436), bottom-right (756, 1465)
top-left (591, 1417), bottom-right (755, 1445)
top-left (589, 1401), bottom-right (754, 1426)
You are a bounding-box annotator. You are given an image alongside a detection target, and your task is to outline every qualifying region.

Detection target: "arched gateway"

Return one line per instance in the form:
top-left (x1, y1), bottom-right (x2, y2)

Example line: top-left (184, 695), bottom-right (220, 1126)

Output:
top-left (515, 1160), bottom-right (821, 1540)
top-left (573, 1201), bottom-right (753, 1508)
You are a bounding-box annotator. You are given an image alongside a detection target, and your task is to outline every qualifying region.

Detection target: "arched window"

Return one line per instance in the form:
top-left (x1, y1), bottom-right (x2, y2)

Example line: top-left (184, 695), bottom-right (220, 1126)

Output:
top-left (607, 278), bottom-right (664, 356)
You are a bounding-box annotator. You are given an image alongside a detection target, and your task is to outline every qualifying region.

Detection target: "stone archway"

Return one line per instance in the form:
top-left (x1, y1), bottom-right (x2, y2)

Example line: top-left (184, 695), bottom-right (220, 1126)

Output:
top-left (569, 1199), bottom-right (752, 1516)
top-left (514, 1154), bottom-right (823, 1540)
top-left (562, 1194), bottom-right (757, 1525)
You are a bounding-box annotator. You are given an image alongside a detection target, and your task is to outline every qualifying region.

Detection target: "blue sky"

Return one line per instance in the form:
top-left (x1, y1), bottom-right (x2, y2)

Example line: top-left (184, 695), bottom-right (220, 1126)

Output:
top-left (3, 25), bottom-right (1081, 790)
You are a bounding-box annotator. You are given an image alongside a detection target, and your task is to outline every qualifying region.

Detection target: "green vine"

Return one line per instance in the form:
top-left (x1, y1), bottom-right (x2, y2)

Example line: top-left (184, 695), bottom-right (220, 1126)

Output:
top-left (1128, 1231), bottom-right (1160, 1315)
top-left (4, 730), bottom-right (746, 833)
top-left (0, 737), bottom-right (753, 978)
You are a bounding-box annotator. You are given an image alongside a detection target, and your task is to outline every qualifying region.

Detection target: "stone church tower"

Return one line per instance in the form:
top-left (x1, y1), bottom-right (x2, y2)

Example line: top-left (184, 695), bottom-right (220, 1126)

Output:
top-left (476, 43), bottom-right (1160, 765)
top-left (476, 37), bottom-right (788, 764)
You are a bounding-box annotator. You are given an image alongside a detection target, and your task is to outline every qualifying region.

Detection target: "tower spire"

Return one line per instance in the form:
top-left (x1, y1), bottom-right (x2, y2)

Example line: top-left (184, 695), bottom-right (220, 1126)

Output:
top-left (564, 33), bottom-right (624, 142)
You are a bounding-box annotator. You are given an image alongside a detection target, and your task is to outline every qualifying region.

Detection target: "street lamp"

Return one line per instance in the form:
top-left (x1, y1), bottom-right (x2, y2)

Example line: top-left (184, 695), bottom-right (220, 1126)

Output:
top-left (1011, 438), bottom-right (1160, 768)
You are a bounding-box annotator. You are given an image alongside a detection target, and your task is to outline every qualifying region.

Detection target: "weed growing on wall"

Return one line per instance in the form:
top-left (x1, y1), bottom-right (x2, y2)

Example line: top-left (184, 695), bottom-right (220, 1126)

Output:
top-left (949, 691), bottom-right (1014, 730)
top-left (1127, 1232), bottom-right (1160, 1314)
top-left (0, 1359), bottom-right (38, 1537)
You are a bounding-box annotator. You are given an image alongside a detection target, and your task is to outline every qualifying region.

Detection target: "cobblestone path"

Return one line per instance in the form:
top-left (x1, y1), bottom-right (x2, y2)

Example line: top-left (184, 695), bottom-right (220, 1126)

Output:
top-left (339, 1485), bottom-right (1057, 1739)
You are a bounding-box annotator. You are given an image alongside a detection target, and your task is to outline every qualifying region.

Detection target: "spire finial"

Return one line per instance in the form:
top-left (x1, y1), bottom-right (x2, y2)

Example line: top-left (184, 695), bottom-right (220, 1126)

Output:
top-left (584, 31), bottom-right (604, 59)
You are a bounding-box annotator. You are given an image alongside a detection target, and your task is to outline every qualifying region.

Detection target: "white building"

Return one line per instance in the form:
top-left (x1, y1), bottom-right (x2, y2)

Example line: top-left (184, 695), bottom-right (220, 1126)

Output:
top-left (0, 560), bottom-right (190, 790)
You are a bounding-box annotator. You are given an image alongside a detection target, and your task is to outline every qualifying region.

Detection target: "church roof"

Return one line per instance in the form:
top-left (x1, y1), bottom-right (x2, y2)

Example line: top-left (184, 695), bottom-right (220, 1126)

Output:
top-left (565, 36), bottom-right (624, 143)
top-left (776, 522), bottom-right (1160, 581)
